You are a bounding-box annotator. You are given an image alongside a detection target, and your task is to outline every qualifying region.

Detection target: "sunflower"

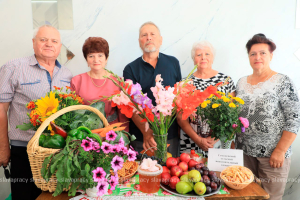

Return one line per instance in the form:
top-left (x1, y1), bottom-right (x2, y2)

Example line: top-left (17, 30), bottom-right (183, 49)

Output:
top-left (36, 91), bottom-right (59, 122)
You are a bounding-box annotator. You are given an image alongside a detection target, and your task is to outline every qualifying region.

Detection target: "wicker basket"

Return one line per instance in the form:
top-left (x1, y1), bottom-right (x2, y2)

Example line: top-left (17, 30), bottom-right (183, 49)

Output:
top-left (220, 165), bottom-right (254, 190)
top-left (111, 161), bottom-right (139, 183)
top-left (27, 105), bottom-right (109, 192)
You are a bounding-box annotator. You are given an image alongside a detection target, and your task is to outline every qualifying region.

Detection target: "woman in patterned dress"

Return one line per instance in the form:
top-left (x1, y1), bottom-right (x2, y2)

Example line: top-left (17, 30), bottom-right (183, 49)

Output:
top-left (236, 34), bottom-right (300, 200)
top-left (177, 41), bottom-right (236, 157)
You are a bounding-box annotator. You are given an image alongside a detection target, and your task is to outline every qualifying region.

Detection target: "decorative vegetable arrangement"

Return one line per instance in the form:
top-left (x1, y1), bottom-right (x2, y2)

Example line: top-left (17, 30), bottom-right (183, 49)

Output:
top-left (41, 128), bottom-right (137, 197)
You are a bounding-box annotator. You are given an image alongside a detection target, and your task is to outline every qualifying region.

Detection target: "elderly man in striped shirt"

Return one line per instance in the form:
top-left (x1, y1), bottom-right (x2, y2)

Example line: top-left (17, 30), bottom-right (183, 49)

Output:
top-left (0, 25), bottom-right (72, 200)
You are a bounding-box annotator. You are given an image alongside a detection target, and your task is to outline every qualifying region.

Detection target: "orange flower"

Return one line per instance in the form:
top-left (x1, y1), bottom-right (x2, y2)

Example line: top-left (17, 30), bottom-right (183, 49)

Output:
top-left (143, 106), bottom-right (154, 122)
top-left (118, 103), bottom-right (134, 118)
top-left (53, 86), bottom-right (61, 90)
top-left (27, 101), bottom-right (35, 110)
top-left (66, 86), bottom-right (71, 90)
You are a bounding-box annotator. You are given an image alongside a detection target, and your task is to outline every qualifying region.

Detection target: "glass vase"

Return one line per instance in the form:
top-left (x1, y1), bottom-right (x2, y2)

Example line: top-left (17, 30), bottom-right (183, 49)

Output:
top-left (153, 132), bottom-right (168, 163)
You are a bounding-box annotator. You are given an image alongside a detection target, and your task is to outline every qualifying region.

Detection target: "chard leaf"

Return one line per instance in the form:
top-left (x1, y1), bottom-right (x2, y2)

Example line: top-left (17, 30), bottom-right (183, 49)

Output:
top-left (85, 164), bottom-right (90, 173)
top-left (69, 120), bottom-right (83, 130)
top-left (55, 118), bottom-right (69, 126)
top-left (68, 180), bottom-right (80, 196)
top-left (50, 153), bottom-right (64, 174)
top-left (16, 123), bottom-right (34, 131)
top-left (41, 155), bottom-right (52, 180)
top-left (53, 182), bottom-right (63, 197)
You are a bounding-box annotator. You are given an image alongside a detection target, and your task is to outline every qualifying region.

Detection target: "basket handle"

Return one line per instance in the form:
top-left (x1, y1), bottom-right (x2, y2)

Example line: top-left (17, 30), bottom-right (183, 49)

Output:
top-left (140, 146), bottom-right (162, 161)
top-left (27, 105), bottom-right (109, 152)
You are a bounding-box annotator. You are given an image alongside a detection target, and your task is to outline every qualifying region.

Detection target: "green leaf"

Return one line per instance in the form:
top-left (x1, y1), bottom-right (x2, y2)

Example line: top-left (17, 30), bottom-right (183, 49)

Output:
top-left (50, 153), bottom-right (64, 174)
top-left (41, 155), bottom-right (52, 180)
top-left (16, 123), bottom-right (34, 131)
top-left (89, 101), bottom-right (105, 117)
top-left (82, 113), bottom-right (103, 130)
top-left (53, 182), bottom-right (64, 197)
top-left (85, 164), bottom-right (90, 173)
top-left (55, 117), bottom-right (69, 126)
top-left (69, 120), bottom-right (83, 130)
top-left (68, 180), bottom-right (80, 196)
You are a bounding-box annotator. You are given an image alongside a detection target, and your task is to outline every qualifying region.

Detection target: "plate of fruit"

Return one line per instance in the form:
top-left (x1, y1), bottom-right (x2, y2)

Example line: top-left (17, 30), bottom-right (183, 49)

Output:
top-left (160, 153), bottom-right (222, 197)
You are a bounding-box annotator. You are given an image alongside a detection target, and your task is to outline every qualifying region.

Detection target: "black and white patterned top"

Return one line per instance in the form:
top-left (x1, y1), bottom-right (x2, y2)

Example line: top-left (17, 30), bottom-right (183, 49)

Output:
top-left (180, 73), bottom-right (236, 156)
top-left (236, 73), bottom-right (300, 158)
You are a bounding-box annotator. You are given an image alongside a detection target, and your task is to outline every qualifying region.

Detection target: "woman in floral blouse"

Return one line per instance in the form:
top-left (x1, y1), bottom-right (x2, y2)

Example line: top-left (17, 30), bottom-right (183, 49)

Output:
top-left (236, 33), bottom-right (300, 200)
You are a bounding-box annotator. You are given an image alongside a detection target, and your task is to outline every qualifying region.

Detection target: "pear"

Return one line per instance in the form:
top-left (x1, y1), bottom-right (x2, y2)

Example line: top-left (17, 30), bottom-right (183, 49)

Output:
top-left (194, 182), bottom-right (206, 195)
top-left (176, 181), bottom-right (193, 194)
top-left (180, 174), bottom-right (189, 182)
top-left (180, 174), bottom-right (194, 188)
top-left (188, 170), bottom-right (201, 183)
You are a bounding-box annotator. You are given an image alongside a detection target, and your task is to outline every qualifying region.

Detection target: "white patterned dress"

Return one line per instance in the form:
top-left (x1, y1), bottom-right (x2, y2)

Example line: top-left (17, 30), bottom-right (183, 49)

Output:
top-left (179, 73), bottom-right (236, 157)
top-left (235, 73), bottom-right (300, 158)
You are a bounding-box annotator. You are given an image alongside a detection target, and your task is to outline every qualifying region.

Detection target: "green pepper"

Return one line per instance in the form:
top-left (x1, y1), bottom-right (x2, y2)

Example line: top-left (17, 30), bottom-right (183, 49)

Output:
top-left (76, 131), bottom-right (88, 140)
top-left (77, 126), bottom-right (92, 135)
top-left (68, 129), bottom-right (80, 137)
top-left (39, 134), bottom-right (46, 146)
top-left (43, 134), bottom-right (66, 149)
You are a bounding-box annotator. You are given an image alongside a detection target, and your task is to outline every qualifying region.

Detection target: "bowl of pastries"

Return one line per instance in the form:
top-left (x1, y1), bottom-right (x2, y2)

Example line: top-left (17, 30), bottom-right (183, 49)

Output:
top-left (220, 165), bottom-right (254, 190)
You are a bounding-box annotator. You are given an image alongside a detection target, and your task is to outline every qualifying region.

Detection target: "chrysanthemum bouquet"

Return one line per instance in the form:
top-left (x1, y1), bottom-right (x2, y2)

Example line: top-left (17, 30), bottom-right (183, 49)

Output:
top-left (102, 66), bottom-right (220, 161)
top-left (41, 130), bottom-right (138, 197)
top-left (196, 92), bottom-right (249, 142)
top-left (17, 86), bottom-right (104, 133)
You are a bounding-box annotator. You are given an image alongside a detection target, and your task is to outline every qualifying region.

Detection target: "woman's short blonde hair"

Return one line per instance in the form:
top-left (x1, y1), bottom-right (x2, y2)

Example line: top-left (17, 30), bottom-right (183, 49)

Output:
top-left (191, 41), bottom-right (215, 62)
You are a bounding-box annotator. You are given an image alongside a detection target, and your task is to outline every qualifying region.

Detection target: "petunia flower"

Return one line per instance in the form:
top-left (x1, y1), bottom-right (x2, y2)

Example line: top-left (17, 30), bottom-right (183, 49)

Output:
top-left (81, 139), bottom-right (93, 151)
top-left (101, 142), bottom-right (112, 154)
top-left (96, 181), bottom-right (109, 196)
top-left (120, 146), bottom-right (128, 155)
top-left (106, 130), bottom-right (117, 141)
top-left (92, 167), bottom-right (106, 182)
top-left (111, 145), bottom-right (121, 153)
top-left (118, 137), bottom-right (125, 146)
top-left (241, 126), bottom-right (246, 133)
top-left (127, 149), bottom-right (137, 161)
top-left (239, 117), bottom-right (249, 128)
top-left (109, 174), bottom-right (119, 190)
top-left (111, 155), bottom-right (124, 171)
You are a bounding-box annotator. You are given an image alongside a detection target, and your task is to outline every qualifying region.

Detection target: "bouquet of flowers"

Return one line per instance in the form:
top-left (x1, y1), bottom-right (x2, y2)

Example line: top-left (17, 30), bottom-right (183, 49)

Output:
top-left (196, 91), bottom-right (249, 143)
top-left (102, 66), bottom-right (221, 161)
top-left (17, 86), bottom-right (104, 134)
top-left (41, 130), bottom-right (138, 197)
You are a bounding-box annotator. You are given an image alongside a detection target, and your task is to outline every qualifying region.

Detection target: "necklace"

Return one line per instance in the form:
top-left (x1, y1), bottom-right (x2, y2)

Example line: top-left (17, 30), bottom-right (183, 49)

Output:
top-left (250, 70), bottom-right (273, 85)
top-left (88, 71), bottom-right (107, 88)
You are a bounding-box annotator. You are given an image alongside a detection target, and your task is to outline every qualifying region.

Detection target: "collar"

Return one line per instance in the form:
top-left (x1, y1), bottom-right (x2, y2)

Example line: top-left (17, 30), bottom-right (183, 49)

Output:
top-left (142, 52), bottom-right (160, 62)
top-left (29, 54), bottom-right (62, 68)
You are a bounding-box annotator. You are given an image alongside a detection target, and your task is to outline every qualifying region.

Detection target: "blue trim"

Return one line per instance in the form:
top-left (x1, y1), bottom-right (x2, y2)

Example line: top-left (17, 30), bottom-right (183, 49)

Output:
top-left (20, 80), bottom-right (41, 85)
top-left (55, 60), bottom-right (62, 68)
top-left (60, 80), bottom-right (70, 83)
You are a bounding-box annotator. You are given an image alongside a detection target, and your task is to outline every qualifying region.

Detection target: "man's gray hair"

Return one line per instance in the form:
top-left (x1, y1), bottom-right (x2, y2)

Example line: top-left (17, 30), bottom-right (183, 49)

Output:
top-left (33, 25), bottom-right (61, 42)
top-left (191, 41), bottom-right (215, 61)
top-left (139, 21), bottom-right (161, 36)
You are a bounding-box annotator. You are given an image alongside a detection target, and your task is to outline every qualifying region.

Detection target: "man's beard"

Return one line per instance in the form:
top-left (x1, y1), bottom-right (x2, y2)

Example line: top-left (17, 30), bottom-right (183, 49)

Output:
top-left (143, 43), bottom-right (157, 53)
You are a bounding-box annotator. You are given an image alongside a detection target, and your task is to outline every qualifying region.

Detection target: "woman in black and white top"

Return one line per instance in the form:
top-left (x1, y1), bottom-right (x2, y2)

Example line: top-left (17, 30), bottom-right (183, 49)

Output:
top-left (236, 34), bottom-right (300, 200)
top-left (177, 41), bottom-right (236, 156)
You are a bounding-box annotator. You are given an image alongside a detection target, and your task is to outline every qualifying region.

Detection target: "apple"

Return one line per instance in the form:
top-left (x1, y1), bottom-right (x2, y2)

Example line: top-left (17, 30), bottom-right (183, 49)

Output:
top-left (178, 162), bottom-right (188, 172)
top-left (161, 172), bottom-right (171, 185)
top-left (166, 157), bottom-right (178, 169)
top-left (176, 157), bottom-right (181, 164)
top-left (179, 171), bottom-right (189, 177)
top-left (162, 166), bottom-right (170, 174)
top-left (171, 166), bottom-right (183, 177)
top-left (169, 176), bottom-right (180, 189)
top-left (188, 159), bottom-right (199, 168)
top-left (180, 153), bottom-right (191, 163)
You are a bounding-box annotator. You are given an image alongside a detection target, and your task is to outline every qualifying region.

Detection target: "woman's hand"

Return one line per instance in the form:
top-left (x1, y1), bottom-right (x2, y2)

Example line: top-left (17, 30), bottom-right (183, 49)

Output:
top-left (269, 148), bottom-right (285, 168)
top-left (196, 137), bottom-right (217, 151)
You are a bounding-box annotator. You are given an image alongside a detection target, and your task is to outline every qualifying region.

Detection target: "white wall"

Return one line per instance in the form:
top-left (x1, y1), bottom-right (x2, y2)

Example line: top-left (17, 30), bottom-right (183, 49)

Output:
top-left (0, 0), bottom-right (299, 199)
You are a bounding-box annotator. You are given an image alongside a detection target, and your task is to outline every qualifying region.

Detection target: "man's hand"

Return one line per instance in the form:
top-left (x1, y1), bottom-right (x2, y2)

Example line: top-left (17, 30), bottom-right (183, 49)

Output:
top-left (143, 130), bottom-right (157, 152)
top-left (0, 146), bottom-right (10, 167)
top-left (269, 148), bottom-right (285, 168)
top-left (0, 102), bottom-right (10, 167)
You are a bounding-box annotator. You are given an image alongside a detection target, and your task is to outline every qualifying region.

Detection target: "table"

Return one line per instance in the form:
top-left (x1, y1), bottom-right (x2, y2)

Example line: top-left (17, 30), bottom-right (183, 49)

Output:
top-left (37, 182), bottom-right (269, 200)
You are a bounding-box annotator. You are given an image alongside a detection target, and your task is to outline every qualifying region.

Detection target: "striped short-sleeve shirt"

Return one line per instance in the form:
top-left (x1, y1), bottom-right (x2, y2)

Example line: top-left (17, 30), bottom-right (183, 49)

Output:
top-left (0, 55), bottom-right (73, 146)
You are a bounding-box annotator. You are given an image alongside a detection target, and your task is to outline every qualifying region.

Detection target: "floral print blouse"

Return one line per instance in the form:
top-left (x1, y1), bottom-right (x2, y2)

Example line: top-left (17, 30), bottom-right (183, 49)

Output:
top-left (236, 73), bottom-right (300, 158)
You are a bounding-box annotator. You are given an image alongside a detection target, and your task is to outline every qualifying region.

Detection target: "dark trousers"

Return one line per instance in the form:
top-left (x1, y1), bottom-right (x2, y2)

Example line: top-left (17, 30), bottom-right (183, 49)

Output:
top-left (10, 145), bottom-right (41, 200)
